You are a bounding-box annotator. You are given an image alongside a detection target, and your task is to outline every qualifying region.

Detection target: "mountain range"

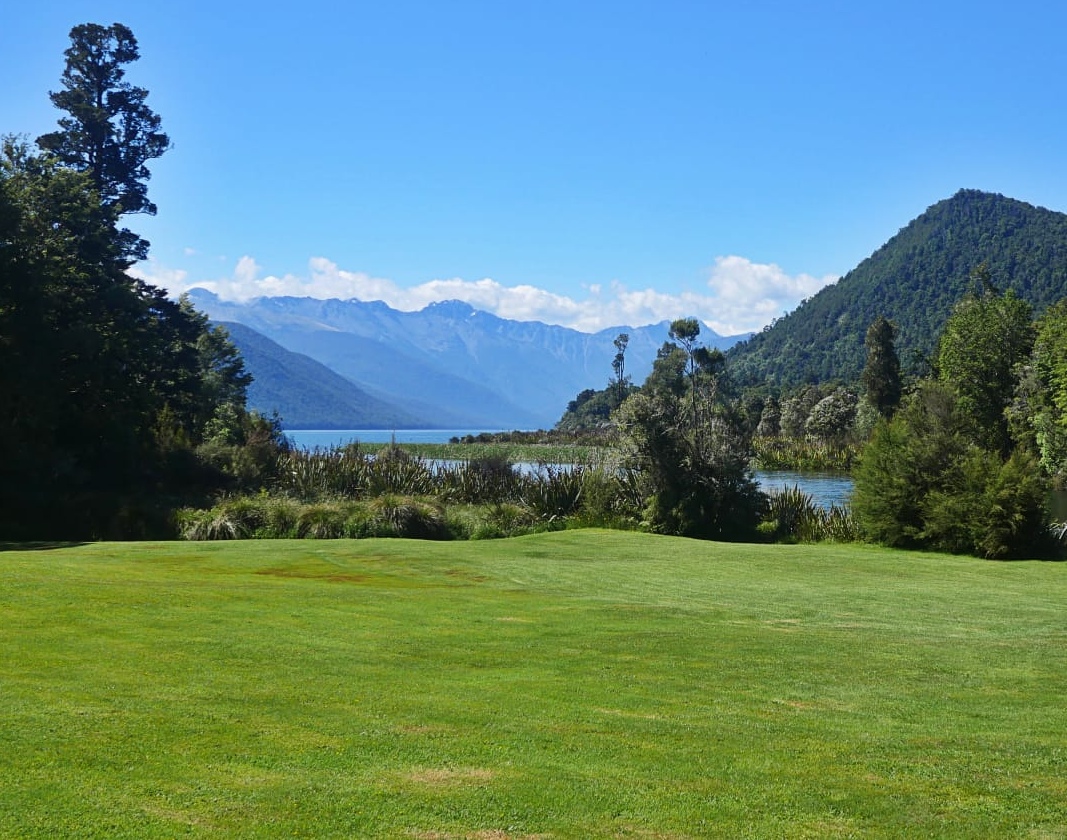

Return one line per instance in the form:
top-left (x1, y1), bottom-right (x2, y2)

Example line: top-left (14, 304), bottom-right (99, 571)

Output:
top-left (192, 189), bottom-right (1067, 428)
top-left (186, 289), bottom-right (748, 429)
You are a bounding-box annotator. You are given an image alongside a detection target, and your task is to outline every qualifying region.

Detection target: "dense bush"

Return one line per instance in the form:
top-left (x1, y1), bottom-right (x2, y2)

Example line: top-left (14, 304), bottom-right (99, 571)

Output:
top-left (852, 382), bottom-right (1053, 558)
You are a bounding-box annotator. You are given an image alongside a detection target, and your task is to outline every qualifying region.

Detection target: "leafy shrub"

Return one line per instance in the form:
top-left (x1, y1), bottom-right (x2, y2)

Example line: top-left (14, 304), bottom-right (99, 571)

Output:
top-left (853, 382), bottom-right (1053, 558)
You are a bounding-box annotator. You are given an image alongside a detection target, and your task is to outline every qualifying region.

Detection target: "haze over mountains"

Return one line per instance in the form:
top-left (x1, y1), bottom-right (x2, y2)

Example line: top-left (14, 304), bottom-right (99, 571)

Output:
top-left (187, 289), bottom-right (748, 429)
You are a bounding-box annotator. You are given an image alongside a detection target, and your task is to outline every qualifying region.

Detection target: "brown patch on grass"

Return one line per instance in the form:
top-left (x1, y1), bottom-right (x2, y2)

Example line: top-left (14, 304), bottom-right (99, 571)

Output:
top-left (405, 767), bottom-right (495, 786)
top-left (608, 825), bottom-right (698, 839)
top-left (141, 803), bottom-right (218, 830)
top-left (445, 568), bottom-right (490, 583)
top-left (407, 831), bottom-right (549, 840)
top-left (595, 707), bottom-right (663, 721)
top-left (396, 723), bottom-right (450, 735)
top-left (256, 567), bottom-right (368, 583)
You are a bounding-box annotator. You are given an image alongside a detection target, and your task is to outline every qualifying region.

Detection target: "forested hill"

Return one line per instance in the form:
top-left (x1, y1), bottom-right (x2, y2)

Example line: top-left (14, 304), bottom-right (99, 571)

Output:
top-left (726, 190), bottom-right (1067, 386)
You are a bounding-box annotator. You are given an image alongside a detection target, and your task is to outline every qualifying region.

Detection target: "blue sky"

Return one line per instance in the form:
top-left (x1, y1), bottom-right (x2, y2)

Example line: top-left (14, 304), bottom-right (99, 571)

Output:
top-left (5, 0), bottom-right (1067, 334)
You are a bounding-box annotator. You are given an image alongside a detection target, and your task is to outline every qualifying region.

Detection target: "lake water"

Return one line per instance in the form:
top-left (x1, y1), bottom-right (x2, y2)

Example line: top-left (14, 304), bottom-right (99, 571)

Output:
top-left (285, 430), bottom-right (503, 448)
top-left (753, 471), bottom-right (854, 509)
top-left (285, 429), bottom-right (856, 509)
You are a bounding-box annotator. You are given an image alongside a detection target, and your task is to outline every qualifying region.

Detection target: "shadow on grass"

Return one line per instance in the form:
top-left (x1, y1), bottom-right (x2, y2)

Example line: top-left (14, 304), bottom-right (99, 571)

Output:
top-left (0, 541), bottom-right (89, 552)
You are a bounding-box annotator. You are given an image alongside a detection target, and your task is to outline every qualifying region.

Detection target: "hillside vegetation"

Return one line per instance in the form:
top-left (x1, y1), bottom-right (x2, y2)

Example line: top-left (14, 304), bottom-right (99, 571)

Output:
top-left (728, 190), bottom-right (1067, 385)
top-left (3, 533), bottom-right (1066, 838)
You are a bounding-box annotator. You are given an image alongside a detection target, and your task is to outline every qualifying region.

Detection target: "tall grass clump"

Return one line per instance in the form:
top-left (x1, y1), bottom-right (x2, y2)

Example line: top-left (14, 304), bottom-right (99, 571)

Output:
top-left (361, 494), bottom-right (449, 539)
top-left (760, 485), bottom-right (858, 543)
top-left (178, 495), bottom-right (306, 539)
top-left (520, 464), bottom-right (586, 520)
top-left (470, 502), bottom-right (541, 540)
top-left (439, 454), bottom-right (521, 503)
top-left (365, 451), bottom-right (436, 497)
top-left (276, 445), bottom-right (370, 500)
top-left (753, 436), bottom-right (858, 473)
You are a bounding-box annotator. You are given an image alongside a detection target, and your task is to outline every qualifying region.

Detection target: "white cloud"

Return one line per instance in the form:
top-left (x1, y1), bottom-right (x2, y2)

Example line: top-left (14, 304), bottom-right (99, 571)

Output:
top-left (703, 256), bottom-right (838, 334)
top-left (137, 254), bottom-right (837, 335)
top-left (128, 260), bottom-right (189, 289)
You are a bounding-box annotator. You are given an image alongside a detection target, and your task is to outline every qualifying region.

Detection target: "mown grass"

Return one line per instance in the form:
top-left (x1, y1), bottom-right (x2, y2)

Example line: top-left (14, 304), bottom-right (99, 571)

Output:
top-left (1, 532), bottom-right (1065, 838)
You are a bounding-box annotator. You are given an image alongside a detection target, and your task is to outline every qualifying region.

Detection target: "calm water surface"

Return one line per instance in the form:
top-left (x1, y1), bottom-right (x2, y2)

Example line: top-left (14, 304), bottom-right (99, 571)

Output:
top-left (285, 429), bottom-right (499, 448)
top-left (285, 430), bottom-right (855, 508)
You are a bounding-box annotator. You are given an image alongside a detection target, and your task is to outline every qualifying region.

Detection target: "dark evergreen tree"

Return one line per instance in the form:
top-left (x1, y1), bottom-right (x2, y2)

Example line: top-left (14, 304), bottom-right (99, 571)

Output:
top-left (851, 381), bottom-right (1051, 558)
top-left (0, 23), bottom-right (282, 538)
top-left (37, 22), bottom-right (170, 260)
top-left (862, 315), bottom-right (902, 417)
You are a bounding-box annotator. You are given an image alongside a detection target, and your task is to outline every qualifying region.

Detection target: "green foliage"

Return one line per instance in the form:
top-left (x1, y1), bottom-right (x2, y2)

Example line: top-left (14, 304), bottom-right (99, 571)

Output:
top-left (520, 464), bottom-right (585, 521)
top-left (778, 385), bottom-right (823, 439)
top-left (760, 485), bottom-right (859, 543)
top-left (936, 281), bottom-right (1034, 454)
top-left (556, 383), bottom-right (637, 433)
top-left (362, 495), bottom-right (449, 539)
top-left (0, 29), bottom-right (282, 539)
top-left (470, 503), bottom-right (542, 540)
top-left (1022, 299), bottom-right (1067, 482)
top-left (804, 387), bottom-right (858, 442)
top-left (37, 24), bottom-right (169, 224)
top-left (852, 381), bottom-right (1052, 558)
top-left (440, 454), bottom-right (520, 504)
top-left (862, 315), bottom-right (902, 417)
top-left (852, 382), bottom-right (973, 548)
top-left (179, 494), bottom-right (451, 541)
top-left (751, 437), bottom-right (859, 472)
top-left (617, 324), bottom-right (764, 541)
top-left (729, 190), bottom-right (1067, 386)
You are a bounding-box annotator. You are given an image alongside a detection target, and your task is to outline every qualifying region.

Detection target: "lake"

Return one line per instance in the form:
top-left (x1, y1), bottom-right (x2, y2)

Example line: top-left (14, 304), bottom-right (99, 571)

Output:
top-left (285, 429), bottom-right (855, 509)
top-left (753, 471), bottom-right (853, 509)
top-left (285, 429), bottom-right (502, 448)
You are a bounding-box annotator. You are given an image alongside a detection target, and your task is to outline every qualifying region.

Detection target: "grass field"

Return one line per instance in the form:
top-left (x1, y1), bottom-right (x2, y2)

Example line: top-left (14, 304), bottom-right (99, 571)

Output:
top-left (2, 532), bottom-right (1065, 838)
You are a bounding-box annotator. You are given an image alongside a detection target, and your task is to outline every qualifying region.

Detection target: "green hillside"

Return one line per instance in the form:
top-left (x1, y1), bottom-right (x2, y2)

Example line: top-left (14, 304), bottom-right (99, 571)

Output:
top-left (728, 190), bottom-right (1067, 385)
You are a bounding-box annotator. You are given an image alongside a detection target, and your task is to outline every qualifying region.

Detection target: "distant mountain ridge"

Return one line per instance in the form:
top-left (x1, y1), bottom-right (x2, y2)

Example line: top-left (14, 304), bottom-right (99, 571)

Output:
top-left (188, 289), bottom-right (751, 428)
top-left (219, 322), bottom-right (428, 429)
top-left (727, 190), bottom-right (1067, 385)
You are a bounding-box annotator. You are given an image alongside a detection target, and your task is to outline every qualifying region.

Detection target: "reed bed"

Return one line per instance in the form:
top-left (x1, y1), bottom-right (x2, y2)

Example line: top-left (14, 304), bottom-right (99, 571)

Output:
top-left (181, 443), bottom-right (857, 544)
top-left (752, 436), bottom-right (859, 473)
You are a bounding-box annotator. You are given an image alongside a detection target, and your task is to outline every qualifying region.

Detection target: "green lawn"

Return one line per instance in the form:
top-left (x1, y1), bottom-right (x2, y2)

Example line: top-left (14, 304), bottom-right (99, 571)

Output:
top-left (2, 532), bottom-right (1065, 838)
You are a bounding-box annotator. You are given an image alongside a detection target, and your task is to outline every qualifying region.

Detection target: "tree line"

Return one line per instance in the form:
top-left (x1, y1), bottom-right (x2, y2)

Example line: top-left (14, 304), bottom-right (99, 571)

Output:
top-left (0, 23), bottom-right (284, 539)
